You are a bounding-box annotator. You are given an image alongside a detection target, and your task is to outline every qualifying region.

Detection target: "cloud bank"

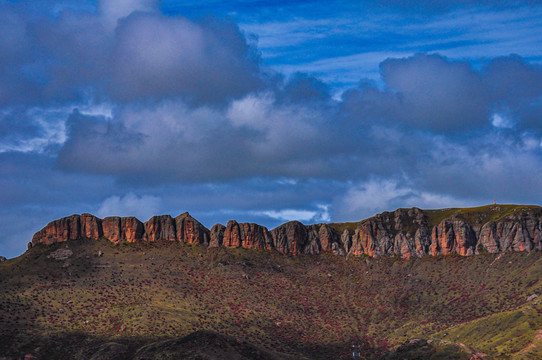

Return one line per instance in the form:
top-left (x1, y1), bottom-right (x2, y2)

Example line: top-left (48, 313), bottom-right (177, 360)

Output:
top-left (54, 54), bottom-right (542, 194)
top-left (1, 0), bottom-right (542, 258)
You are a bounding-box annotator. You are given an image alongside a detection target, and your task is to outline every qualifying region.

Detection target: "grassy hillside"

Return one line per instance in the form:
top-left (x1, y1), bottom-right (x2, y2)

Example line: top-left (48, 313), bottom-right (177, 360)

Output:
top-left (424, 204), bottom-right (542, 227)
top-left (434, 303), bottom-right (542, 359)
top-left (1, 239), bottom-right (542, 359)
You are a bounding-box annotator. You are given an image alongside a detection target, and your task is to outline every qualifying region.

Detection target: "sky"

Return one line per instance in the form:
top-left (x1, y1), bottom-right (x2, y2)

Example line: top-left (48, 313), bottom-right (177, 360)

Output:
top-left (1, 0), bottom-right (542, 258)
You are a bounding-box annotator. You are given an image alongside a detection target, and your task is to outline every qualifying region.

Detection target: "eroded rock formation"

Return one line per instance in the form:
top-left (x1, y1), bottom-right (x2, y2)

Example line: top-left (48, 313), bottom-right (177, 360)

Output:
top-left (209, 224), bottom-right (225, 248)
top-left (102, 216), bottom-right (145, 244)
top-left (176, 212), bottom-right (210, 245)
top-left (30, 205), bottom-right (542, 258)
top-left (145, 215), bottom-right (176, 242)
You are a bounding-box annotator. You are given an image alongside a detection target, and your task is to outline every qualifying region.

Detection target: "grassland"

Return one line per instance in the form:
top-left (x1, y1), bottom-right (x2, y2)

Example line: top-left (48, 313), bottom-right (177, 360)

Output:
top-left (424, 204), bottom-right (542, 227)
top-left (1, 239), bottom-right (542, 359)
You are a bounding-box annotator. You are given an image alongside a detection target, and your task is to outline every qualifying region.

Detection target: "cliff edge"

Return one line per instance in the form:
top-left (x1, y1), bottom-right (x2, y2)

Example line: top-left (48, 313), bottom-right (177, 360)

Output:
top-left (30, 204), bottom-right (542, 258)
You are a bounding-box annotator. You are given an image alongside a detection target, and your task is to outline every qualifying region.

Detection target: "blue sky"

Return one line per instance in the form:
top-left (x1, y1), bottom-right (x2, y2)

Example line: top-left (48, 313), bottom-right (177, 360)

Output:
top-left (1, 0), bottom-right (542, 258)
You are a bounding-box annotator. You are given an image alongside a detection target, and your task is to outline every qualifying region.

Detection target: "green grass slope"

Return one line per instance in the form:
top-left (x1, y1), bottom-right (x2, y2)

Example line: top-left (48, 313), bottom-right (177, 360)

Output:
top-left (434, 302), bottom-right (542, 359)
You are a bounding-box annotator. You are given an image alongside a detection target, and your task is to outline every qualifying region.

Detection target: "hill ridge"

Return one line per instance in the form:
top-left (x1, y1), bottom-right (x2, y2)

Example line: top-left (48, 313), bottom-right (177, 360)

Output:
top-left (30, 204), bottom-right (542, 258)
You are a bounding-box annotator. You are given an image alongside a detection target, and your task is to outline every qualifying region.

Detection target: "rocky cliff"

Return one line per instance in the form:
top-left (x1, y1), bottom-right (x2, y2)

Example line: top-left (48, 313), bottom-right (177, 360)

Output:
top-left (30, 205), bottom-right (542, 258)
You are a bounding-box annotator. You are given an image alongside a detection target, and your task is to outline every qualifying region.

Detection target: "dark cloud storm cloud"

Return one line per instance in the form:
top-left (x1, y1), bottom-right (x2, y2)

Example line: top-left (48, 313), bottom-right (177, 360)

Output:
top-left (0, 0), bottom-right (263, 107)
top-left (379, 54), bottom-right (489, 132)
top-left (108, 13), bottom-right (263, 104)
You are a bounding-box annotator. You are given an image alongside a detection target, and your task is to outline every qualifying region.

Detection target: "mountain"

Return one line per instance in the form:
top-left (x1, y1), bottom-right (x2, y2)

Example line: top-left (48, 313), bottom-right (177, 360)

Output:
top-left (31, 204), bottom-right (542, 258)
top-left (2, 204), bottom-right (542, 359)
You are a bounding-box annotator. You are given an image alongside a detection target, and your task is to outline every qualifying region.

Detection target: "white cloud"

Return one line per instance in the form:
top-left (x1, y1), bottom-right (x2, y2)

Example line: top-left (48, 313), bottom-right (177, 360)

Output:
top-left (261, 209), bottom-right (316, 222)
top-left (491, 111), bottom-right (518, 129)
top-left (96, 193), bottom-right (161, 221)
top-left (0, 103), bottom-right (114, 154)
top-left (336, 180), bottom-right (410, 220)
top-left (333, 179), bottom-right (475, 221)
top-left (0, 107), bottom-right (67, 154)
top-left (226, 93), bottom-right (273, 129)
top-left (276, 178), bottom-right (298, 185)
top-left (253, 203), bottom-right (330, 223)
top-left (314, 204), bottom-right (331, 222)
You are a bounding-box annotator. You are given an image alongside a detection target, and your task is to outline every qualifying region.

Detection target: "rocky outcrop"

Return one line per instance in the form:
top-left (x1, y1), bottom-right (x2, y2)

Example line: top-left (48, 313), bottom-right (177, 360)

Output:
top-left (222, 220), bottom-right (242, 248)
top-left (340, 230), bottom-right (352, 254)
top-left (430, 219), bottom-right (476, 256)
top-left (80, 214), bottom-right (103, 240)
top-left (221, 221), bottom-right (272, 250)
top-left (175, 212), bottom-right (209, 245)
top-left (102, 216), bottom-right (145, 244)
top-left (29, 205), bottom-right (542, 259)
top-left (31, 212), bottom-right (208, 247)
top-left (271, 221), bottom-right (308, 255)
top-left (145, 215), bottom-right (177, 242)
top-left (476, 213), bottom-right (542, 253)
top-left (32, 214), bottom-right (86, 246)
top-left (209, 224), bottom-right (225, 248)
top-left (102, 217), bottom-right (123, 244)
top-left (239, 223), bottom-right (273, 250)
top-left (414, 226), bottom-right (432, 257)
top-left (318, 224), bottom-right (339, 252)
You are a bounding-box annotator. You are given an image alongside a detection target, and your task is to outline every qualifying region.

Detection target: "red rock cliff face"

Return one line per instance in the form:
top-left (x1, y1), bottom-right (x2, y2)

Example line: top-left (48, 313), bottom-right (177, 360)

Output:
top-left (270, 221), bottom-right (309, 255)
top-left (341, 206), bottom-right (542, 258)
top-left (300, 224), bottom-right (341, 255)
top-left (102, 216), bottom-right (145, 244)
top-left (221, 221), bottom-right (272, 250)
top-left (32, 215), bottom-right (81, 246)
top-left (477, 212), bottom-right (542, 253)
top-left (318, 224), bottom-right (336, 252)
top-left (240, 223), bottom-right (273, 250)
top-left (29, 205), bottom-right (542, 258)
top-left (222, 220), bottom-right (242, 248)
top-left (122, 217), bottom-right (145, 243)
top-left (209, 224), bottom-right (225, 248)
top-left (145, 215), bottom-right (177, 242)
top-left (80, 214), bottom-right (103, 239)
top-left (348, 210), bottom-right (404, 257)
top-left (430, 219), bottom-right (476, 256)
top-left (32, 213), bottom-right (205, 247)
top-left (175, 212), bottom-right (209, 245)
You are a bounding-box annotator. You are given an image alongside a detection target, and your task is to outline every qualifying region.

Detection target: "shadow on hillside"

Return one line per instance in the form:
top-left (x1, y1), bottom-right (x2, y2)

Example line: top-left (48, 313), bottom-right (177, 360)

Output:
top-left (0, 330), bottom-right (301, 359)
top-left (0, 330), bottom-right (482, 360)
